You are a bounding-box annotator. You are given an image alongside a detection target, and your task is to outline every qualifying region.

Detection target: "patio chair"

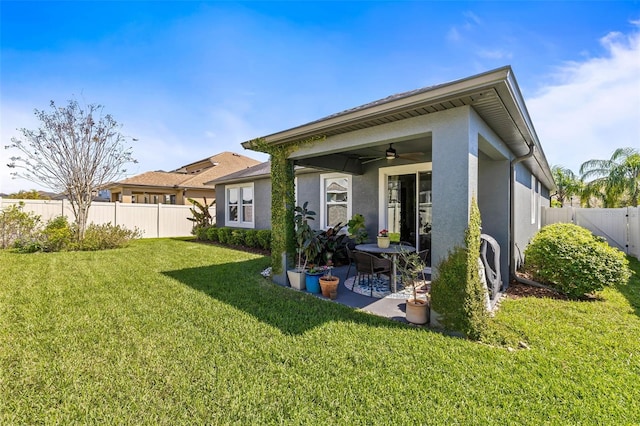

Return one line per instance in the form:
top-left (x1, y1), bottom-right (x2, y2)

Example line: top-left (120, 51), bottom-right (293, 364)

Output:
top-left (353, 250), bottom-right (392, 296)
top-left (345, 245), bottom-right (356, 280)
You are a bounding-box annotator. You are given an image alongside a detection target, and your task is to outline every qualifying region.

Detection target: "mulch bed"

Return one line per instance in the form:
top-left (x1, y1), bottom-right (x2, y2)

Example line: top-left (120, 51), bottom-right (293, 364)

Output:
top-left (506, 280), bottom-right (568, 300)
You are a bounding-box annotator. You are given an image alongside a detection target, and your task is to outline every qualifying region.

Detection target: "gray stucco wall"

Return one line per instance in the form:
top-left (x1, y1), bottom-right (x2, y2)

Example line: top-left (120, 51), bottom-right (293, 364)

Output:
top-left (512, 161), bottom-right (551, 269)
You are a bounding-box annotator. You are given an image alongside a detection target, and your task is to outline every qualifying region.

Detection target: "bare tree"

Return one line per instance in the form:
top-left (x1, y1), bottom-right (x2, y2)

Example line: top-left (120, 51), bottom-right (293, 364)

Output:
top-left (6, 99), bottom-right (137, 239)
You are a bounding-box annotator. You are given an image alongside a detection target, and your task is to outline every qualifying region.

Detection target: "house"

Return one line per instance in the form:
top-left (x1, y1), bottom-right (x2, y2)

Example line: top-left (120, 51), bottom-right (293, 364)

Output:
top-left (107, 152), bottom-right (261, 205)
top-left (212, 66), bottom-right (555, 296)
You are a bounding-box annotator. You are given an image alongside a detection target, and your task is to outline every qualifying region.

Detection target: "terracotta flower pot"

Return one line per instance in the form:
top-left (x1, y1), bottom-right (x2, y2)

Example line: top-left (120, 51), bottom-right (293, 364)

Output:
top-left (406, 298), bottom-right (429, 325)
top-left (319, 276), bottom-right (340, 298)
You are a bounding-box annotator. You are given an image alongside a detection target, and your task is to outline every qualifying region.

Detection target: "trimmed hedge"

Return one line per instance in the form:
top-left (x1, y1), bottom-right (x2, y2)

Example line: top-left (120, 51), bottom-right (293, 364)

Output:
top-left (196, 226), bottom-right (271, 252)
top-left (523, 223), bottom-right (631, 298)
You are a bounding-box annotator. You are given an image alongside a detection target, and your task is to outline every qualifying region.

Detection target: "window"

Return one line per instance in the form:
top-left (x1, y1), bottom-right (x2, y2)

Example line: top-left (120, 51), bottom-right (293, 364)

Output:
top-left (226, 183), bottom-right (254, 228)
top-left (320, 173), bottom-right (351, 229)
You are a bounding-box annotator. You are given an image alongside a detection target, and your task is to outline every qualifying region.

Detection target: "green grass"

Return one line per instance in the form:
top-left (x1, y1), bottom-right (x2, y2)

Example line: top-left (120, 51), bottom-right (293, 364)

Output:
top-left (1, 239), bottom-right (639, 424)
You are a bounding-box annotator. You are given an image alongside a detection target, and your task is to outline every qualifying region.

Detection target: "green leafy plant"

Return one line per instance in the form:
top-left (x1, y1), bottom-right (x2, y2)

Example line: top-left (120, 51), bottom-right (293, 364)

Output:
top-left (293, 202), bottom-right (316, 270)
top-left (347, 213), bottom-right (368, 244)
top-left (316, 223), bottom-right (348, 265)
top-left (187, 197), bottom-right (215, 234)
top-left (523, 222), bottom-right (631, 298)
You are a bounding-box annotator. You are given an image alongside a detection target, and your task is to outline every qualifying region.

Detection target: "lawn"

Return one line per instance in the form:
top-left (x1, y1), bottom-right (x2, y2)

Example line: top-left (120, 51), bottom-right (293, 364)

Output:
top-left (1, 238), bottom-right (639, 424)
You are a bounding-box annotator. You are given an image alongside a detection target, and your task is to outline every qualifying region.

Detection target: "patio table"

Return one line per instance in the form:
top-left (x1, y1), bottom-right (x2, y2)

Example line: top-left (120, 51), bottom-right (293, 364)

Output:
top-left (355, 243), bottom-right (416, 293)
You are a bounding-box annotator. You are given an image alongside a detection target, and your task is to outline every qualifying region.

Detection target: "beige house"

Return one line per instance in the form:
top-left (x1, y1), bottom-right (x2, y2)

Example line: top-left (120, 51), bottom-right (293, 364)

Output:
top-left (108, 152), bottom-right (261, 205)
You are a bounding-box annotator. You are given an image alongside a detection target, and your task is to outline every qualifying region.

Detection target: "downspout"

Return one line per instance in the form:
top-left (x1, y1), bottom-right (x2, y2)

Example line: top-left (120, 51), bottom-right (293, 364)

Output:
top-left (509, 142), bottom-right (534, 283)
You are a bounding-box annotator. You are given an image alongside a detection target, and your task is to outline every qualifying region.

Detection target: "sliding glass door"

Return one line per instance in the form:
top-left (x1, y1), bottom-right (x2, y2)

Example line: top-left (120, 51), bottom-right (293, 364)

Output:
top-left (379, 164), bottom-right (432, 254)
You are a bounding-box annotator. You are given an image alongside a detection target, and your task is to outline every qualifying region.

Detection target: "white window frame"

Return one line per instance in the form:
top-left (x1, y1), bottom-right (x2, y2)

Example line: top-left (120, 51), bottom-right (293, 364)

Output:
top-left (320, 173), bottom-right (352, 230)
top-left (225, 183), bottom-right (255, 228)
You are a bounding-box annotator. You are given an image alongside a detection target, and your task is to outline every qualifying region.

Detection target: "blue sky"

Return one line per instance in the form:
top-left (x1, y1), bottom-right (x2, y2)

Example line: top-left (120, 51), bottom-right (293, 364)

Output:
top-left (1, 1), bottom-right (639, 193)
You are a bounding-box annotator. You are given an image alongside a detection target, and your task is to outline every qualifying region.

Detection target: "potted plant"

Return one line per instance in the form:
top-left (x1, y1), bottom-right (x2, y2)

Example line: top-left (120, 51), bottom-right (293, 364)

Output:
top-left (319, 261), bottom-right (340, 299)
top-left (305, 263), bottom-right (324, 293)
top-left (394, 249), bottom-right (430, 325)
top-left (377, 229), bottom-right (390, 248)
top-left (347, 214), bottom-right (368, 245)
top-left (287, 202), bottom-right (315, 290)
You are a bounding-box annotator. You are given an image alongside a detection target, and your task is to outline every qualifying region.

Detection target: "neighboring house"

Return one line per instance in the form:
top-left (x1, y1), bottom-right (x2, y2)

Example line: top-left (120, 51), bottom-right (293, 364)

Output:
top-left (107, 152), bottom-right (261, 206)
top-left (212, 66), bottom-right (556, 294)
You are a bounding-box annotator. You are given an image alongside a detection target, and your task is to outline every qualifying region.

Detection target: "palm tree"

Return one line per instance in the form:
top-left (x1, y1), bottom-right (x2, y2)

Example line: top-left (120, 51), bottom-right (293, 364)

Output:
top-left (551, 165), bottom-right (582, 207)
top-left (579, 147), bottom-right (640, 207)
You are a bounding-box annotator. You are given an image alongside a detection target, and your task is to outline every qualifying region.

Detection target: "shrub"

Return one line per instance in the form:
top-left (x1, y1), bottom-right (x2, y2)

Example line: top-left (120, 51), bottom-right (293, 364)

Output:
top-left (206, 226), bottom-right (219, 242)
top-left (40, 215), bottom-right (73, 252)
top-left (194, 225), bottom-right (211, 241)
top-left (257, 230), bottom-right (271, 251)
top-left (523, 223), bottom-right (631, 298)
top-left (217, 227), bottom-right (231, 244)
top-left (244, 230), bottom-right (259, 248)
top-left (78, 223), bottom-right (142, 251)
top-left (230, 229), bottom-right (245, 246)
top-left (0, 203), bottom-right (41, 249)
top-left (430, 247), bottom-right (468, 331)
top-left (430, 197), bottom-right (488, 340)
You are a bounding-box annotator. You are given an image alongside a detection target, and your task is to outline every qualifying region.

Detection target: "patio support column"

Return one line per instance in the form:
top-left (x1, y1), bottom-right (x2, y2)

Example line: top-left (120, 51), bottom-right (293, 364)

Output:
top-left (431, 106), bottom-right (478, 272)
top-left (269, 153), bottom-right (296, 286)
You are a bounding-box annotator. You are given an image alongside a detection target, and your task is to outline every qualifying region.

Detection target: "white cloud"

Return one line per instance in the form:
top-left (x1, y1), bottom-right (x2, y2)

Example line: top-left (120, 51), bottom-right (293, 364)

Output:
top-left (527, 25), bottom-right (640, 175)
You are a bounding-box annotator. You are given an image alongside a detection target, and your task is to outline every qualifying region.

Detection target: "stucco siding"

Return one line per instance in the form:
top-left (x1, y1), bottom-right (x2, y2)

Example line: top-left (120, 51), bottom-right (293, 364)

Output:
top-left (254, 178), bottom-right (272, 229)
top-left (431, 107), bottom-right (473, 271)
top-left (513, 162), bottom-right (541, 268)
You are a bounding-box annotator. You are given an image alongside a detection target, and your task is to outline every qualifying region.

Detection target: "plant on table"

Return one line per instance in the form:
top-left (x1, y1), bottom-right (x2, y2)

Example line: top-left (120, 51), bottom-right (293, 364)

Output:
top-left (378, 229), bottom-right (389, 237)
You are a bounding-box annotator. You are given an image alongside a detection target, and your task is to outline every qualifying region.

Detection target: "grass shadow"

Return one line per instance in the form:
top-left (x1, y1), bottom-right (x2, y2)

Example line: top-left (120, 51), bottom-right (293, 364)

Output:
top-left (163, 258), bottom-right (408, 335)
top-left (617, 255), bottom-right (640, 317)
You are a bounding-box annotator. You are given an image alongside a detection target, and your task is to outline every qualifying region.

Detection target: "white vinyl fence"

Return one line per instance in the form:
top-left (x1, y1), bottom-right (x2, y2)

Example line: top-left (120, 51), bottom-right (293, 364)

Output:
top-left (542, 206), bottom-right (640, 260)
top-left (0, 198), bottom-right (197, 238)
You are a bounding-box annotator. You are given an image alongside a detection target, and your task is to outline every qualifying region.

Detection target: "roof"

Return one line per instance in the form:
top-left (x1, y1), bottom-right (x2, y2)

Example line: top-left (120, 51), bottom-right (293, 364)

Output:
top-left (110, 151), bottom-right (261, 190)
top-left (242, 66), bottom-right (555, 190)
top-left (208, 161), bottom-right (317, 185)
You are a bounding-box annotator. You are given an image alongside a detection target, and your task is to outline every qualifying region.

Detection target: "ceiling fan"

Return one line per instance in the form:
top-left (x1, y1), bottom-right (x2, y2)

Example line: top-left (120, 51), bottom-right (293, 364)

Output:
top-left (360, 143), bottom-right (425, 164)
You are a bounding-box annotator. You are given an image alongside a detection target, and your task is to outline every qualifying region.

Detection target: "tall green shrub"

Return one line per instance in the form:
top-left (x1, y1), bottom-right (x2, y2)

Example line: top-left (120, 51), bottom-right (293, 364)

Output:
top-left (523, 223), bottom-right (631, 298)
top-left (430, 197), bottom-right (488, 340)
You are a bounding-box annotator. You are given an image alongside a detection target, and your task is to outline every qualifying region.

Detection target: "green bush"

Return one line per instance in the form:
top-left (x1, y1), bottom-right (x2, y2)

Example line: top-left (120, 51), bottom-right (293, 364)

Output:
top-left (244, 230), bottom-right (258, 248)
top-left (523, 223), bottom-right (631, 298)
top-left (78, 223), bottom-right (142, 251)
top-left (0, 203), bottom-right (41, 249)
top-left (206, 226), bottom-right (219, 242)
top-left (194, 225), bottom-right (211, 241)
top-left (257, 230), bottom-right (271, 251)
top-left (430, 198), bottom-right (488, 340)
top-left (230, 230), bottom-right (245, 246)
top-left (41, 215), bottom-right (73, 252)
top-left (217, 227), bottom-right (231, 244)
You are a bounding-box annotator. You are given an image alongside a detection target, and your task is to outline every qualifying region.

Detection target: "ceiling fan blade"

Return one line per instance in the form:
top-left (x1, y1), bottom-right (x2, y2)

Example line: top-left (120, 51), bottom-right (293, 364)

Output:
top-left (397, 152), bottom-right (424, 158)
top-left (361, 157), bottom-right (385, 165)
